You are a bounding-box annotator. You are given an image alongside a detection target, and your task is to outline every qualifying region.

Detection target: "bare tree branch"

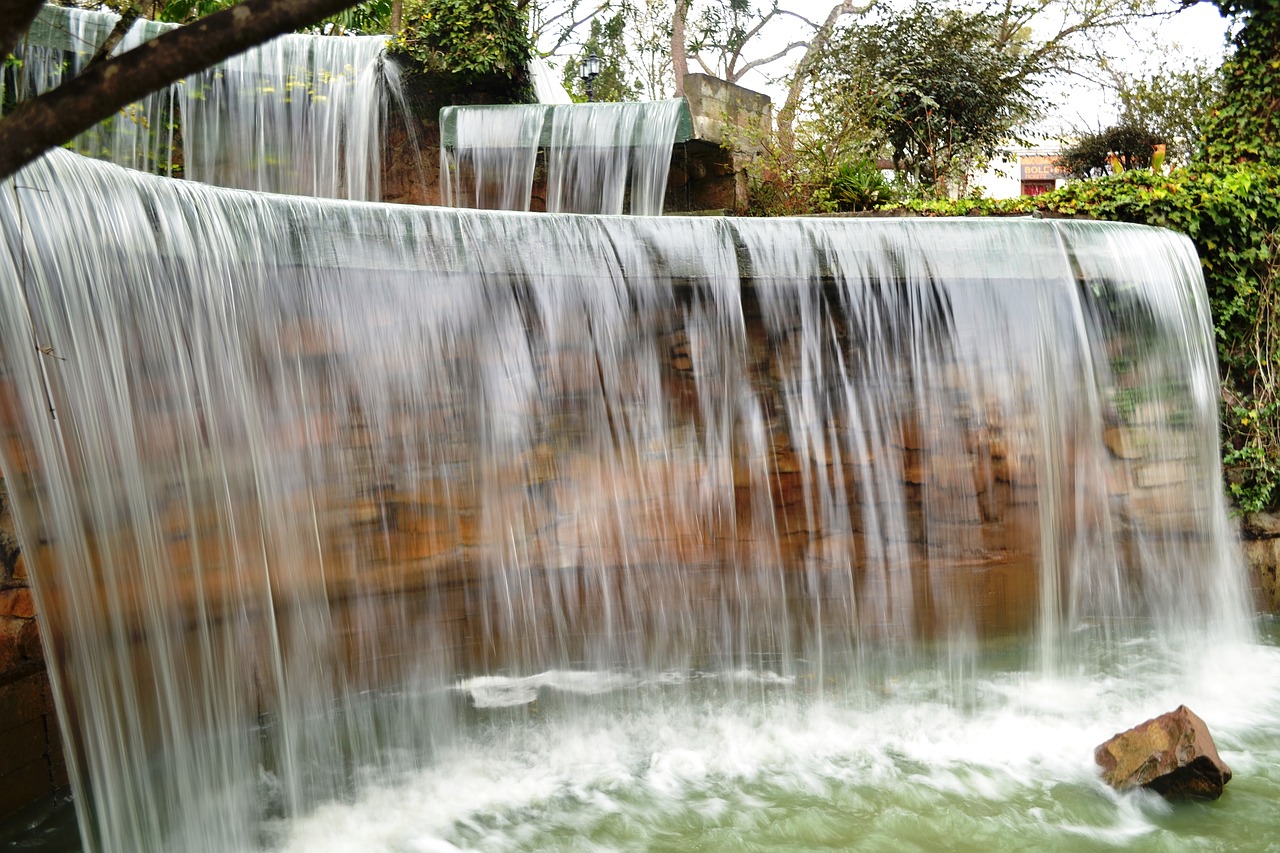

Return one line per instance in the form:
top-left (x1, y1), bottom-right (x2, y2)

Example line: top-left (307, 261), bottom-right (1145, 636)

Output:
top-left (773, 8), bottom-right (821, 29)
top-left (0, 0), bottom-right (364, 181)
top-left (776, 0), bottom-right (877, 151)
top-left (732, 40), bottom-right (808, 79)
top-left (541, 2), bottom-right (611, 55)
top-left (89, 0), bottom-right (157, 66)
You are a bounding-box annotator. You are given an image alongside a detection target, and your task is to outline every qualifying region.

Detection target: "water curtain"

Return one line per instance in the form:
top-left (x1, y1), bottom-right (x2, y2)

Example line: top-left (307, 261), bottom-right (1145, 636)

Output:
top-left (441, 101), bottom-right (684, 213)
top-left (2, 5), bottom-right (400, 200)
top-left (0, 150), bottom-right (1251, 851)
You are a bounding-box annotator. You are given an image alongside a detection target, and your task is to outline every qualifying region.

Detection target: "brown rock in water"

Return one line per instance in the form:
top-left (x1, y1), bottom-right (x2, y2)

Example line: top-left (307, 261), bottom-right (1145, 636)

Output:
top-left (1095, 705), bottom-right (1232, 800)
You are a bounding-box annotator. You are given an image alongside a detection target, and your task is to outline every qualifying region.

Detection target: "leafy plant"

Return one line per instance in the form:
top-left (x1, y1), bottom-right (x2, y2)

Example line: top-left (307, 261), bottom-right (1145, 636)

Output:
top-left (811, 2), bottom-right (1043, 195)
top-left (824, 158), bottom-right (894, 211)
top-left (389, 0), bottom-right (531, 81)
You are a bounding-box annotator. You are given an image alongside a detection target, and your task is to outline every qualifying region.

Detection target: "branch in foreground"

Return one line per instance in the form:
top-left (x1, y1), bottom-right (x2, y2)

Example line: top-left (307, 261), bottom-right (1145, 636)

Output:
top-left (0, 0), bottom-right (46, 61)
top-left (0, 0), bottom-right (361, 181)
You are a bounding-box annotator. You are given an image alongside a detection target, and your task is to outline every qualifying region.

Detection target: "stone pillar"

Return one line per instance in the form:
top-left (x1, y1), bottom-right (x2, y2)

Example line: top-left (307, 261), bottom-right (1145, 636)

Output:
top-left (0, 485), bottom-right (66, 820)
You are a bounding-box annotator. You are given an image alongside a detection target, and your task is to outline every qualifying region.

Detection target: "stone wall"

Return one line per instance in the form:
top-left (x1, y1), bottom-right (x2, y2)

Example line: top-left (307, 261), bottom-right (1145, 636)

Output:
top-left (1241, 513), bottom-right (1280, 610)
top-left (0, 285), bottom-right (1267, 819)
top-left (0, 491), bottom-right (65, 820)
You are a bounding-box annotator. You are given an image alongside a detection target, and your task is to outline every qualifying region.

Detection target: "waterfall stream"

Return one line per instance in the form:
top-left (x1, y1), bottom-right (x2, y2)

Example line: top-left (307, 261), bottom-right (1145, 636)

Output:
top-left (3, 5), bottom-right (400, 201)
top-left (0, 149), bottom-right (1267, 852)
top-left (441, 101), bottom-right (684, 213)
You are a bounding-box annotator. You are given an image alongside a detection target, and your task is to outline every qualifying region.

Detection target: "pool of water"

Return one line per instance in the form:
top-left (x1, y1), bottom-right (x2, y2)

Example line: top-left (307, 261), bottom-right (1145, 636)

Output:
top-left (9, 621), bottom-right (1280, 852)
top-left (274, 623), bottom-right (1280, 853)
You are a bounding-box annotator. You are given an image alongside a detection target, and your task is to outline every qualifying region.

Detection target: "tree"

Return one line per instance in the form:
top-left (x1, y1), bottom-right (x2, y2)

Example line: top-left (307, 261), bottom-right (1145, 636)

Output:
top-left (628, 0), bottom-right (673, 100)
top-left (560, 12), bottom-right (637, 100)
top-left (0, 0), bottom-right (367, 181)
top-left (809, 2), bottom-right (1044, 192)
top-left (985, 0), bottom-right (1170, 82)
top-left (671, 0), bottom-right (869, 100)
top-left (1109, 61), bottom-right (1220, 166)
top-left (672, 0), bottom-right (689, 95)
top-left (532, 0), bottom-right (626, 58)
top-left (774, 0), bottom-right (875, 153)
top-left (1057, 121), bottom-right (1165, 176)
top-left (685, 0), bottom-right (808, 84)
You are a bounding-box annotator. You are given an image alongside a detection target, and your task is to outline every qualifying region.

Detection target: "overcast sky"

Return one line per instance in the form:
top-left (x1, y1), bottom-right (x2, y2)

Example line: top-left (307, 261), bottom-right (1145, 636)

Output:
top-left (721, 0), bottom-right (1236, 140)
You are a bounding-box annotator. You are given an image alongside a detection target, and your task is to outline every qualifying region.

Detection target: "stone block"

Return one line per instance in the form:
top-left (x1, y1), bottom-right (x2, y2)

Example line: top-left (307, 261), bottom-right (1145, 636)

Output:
top-left (0, 589), bottom-right (34, 619)
top-left (682, 73), bottom-right (772, 148)
top-left (1095, 705), bottom-right (1232, 800)
top-left (1133, 461), bottom-right (1187, 489)
top-left (0, 717), bottom-right (47, 778)
top-left (1241, 536), bottom-right (1280, 612)
top-left (1104, 426), bottom-right (1149, 460)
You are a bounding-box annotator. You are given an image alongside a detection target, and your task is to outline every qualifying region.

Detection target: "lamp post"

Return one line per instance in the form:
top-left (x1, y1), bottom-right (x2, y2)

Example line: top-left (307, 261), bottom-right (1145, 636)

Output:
top-left (579, 52), bottom-right (602, 102)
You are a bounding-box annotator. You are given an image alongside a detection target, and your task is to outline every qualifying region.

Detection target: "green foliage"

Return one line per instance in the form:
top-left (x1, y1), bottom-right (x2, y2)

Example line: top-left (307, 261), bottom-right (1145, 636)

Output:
top-left (152, 0), bottom-right (391, 32)
top-left (317, 1), bottom-right (395, 34)
top-left (1113, 61), bottom-right (1220, 167)
top-left (813, 2), bottom-right (1043, 195)
top-left (1058, 122), bottom-right (1165, 178)
top-left (560, 13), bottom-right (636, 102)
top-left (1200, 3), bottom-right (1280, 165)
top-left (823, 158), bottom-right (895, 212)
top-left (390, 0), bottom-right (532, 80)
top-left (152, 0), bottom-right (239, 24)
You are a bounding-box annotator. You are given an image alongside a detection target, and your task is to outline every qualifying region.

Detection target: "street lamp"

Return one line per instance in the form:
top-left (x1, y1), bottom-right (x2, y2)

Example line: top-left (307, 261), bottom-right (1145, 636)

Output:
top-left (579, 52), bottom-right (603, 102)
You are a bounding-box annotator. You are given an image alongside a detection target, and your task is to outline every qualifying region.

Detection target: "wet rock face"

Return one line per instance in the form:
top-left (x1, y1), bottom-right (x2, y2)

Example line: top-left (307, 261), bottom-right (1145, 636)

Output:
top-left (1095, 705), bottom-right (1232, 800)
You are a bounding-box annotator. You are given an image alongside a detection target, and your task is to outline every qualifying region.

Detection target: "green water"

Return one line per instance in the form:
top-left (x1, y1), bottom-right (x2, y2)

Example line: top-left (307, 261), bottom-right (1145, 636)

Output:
top-left (266, 624), bottom-right (1280, 853)
top-left (5, 625), bottom-right (1279, 852)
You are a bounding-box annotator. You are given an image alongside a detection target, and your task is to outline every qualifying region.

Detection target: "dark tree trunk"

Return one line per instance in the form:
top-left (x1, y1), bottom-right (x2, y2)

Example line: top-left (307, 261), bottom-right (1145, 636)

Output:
top-left (672, 0), bottom-right (689, 98)
top-left (0, 0), bottom-right (45, 62)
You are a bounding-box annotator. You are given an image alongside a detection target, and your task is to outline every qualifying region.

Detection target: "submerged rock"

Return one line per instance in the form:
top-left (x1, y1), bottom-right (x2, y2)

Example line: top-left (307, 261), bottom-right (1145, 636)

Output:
top-left (1094, 705), bottom-right (1232, 800)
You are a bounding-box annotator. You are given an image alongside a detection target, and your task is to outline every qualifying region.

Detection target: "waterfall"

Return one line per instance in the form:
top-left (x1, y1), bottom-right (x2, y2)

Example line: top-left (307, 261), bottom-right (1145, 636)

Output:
top-left (3, 4), bottom-right (400, 201)
top-left (528, 56), bottom-right (573, 105)
top-left (0, 150), bottom-right (1253, 851)
top-left (441, 101), bottom-right (683, 213)
top-left (440, 105), bottom-right (549, 210)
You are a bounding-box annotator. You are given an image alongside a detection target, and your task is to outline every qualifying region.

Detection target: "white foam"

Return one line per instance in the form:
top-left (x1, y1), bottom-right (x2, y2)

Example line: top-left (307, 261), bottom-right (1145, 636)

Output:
top-left (274, 639), bottom-right (1280, 852)
top-left (457, 670), bottom-right (640, 708)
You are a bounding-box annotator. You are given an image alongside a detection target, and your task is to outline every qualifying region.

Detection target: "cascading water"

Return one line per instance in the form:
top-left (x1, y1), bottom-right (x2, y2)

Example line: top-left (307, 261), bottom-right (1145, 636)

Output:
top-left (3, 4), bottom-right (402, 200)
top-left (440, 101), bottom-right (683, 213)
top-left (1, 150), bottom-right (1276, 853)
top-left (440, 105), bottom-right (549, 211)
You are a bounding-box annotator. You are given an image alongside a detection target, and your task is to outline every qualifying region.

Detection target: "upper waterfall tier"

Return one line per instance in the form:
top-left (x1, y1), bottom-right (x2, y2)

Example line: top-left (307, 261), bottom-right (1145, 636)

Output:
top-left (3, 4), bottom-right (400, 200)
top-left (440, 101), bottom-right (688, 213)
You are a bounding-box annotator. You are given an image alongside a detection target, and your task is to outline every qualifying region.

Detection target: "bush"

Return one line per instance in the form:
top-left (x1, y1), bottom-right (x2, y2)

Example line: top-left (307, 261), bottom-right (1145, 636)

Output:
top-left (389, 0), bottom-right (531, 82)
top-left (825, 159), bottom-right (896, 211)
top-left (1057, 122), bottom-right (1165, 179)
